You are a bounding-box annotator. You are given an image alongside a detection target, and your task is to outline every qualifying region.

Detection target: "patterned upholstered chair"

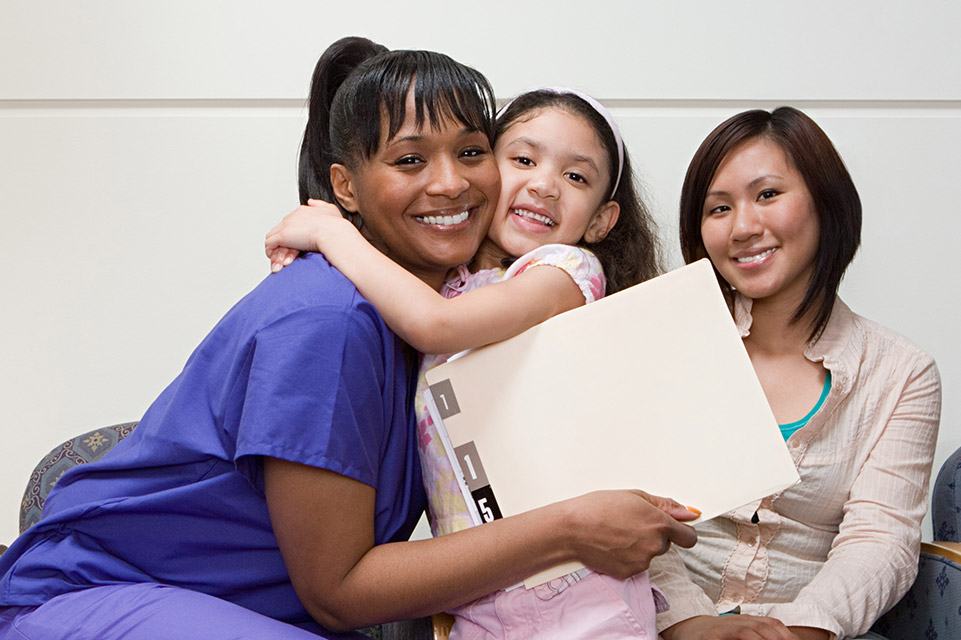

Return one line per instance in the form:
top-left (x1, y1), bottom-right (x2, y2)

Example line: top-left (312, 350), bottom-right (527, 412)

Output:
top-left (932, 445), bottom-right (961, 543)
top-left (19, 422), bottom-right (138, 533)
top-left (871, 445), bottom-right (961, 639)
top-left (9, 421), bottom-right (442, 640)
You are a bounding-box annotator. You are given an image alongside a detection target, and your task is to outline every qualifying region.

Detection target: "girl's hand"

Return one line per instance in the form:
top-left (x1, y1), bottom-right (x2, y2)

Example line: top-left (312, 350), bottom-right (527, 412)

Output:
top-left (264, 199), bottom-right (353, 273)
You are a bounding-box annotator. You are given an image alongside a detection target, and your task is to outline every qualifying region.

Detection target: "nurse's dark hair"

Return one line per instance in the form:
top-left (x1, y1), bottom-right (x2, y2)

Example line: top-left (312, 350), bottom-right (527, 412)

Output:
top-left (496, 90), bottom-right (662, 294)
top-left (678, 106), bottom-right (861, 339)
top-left (299, 36), bottom-right (497, 223)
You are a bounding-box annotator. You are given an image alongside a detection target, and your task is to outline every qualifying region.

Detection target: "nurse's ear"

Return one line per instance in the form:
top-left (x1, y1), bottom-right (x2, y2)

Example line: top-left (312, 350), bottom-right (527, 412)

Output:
top-left (330, 164), bottom-right (360, 213)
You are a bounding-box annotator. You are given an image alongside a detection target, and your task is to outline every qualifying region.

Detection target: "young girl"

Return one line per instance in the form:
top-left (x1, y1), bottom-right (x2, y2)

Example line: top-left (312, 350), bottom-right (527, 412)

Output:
top-left (266, 88), bottom-right (686, 639)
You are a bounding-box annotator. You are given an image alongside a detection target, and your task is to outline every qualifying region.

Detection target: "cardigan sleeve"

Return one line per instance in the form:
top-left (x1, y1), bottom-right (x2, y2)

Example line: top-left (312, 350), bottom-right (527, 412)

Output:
top-left (649, 546), bottom-right (717, 632)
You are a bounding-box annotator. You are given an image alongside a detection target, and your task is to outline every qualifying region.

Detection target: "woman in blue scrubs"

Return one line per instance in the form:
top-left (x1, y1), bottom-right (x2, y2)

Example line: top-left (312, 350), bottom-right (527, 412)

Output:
top-left (0, 37), bottom-right (697, 639)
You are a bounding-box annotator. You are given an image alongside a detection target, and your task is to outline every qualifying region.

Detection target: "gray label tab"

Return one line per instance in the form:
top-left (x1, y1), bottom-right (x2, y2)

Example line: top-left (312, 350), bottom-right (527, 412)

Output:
top-left (453, 441), bottom-right (488, 491)
top-left (428, 378), bottom-right (461, 419)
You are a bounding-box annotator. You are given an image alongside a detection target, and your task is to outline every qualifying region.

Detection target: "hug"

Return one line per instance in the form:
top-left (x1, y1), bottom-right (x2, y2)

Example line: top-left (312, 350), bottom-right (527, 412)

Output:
top-left (0, 36), bottom-right (941, 640)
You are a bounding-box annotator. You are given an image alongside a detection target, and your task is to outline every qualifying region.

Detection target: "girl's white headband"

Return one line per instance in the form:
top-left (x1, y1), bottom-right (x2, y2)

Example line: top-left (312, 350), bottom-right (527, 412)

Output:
top-left (496, 86), bottom-right (625, 198)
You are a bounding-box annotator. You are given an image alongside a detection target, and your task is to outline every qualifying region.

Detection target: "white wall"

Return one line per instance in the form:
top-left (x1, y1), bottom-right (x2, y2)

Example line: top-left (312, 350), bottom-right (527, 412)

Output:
top-left (2, 1), bottom-right (959, 547)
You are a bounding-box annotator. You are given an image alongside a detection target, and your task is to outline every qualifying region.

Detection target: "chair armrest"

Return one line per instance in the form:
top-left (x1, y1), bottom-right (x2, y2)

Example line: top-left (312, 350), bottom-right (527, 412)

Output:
top-left (923, 540), bottom-right (961, 563)
top-left (431, 613), bottom-right (454, 640)
top-left (871, 541), bottom-right (961, 639)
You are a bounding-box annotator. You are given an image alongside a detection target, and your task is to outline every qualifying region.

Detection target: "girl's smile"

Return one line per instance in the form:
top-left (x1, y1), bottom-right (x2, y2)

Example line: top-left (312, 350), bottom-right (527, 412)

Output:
top-left (509, 204), bottom-right (557, 230)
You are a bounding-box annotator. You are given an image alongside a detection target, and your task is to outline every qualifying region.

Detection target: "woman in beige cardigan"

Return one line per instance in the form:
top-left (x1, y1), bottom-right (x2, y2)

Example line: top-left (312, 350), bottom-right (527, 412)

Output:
top-left (651, 107), bottom-right (941, 640)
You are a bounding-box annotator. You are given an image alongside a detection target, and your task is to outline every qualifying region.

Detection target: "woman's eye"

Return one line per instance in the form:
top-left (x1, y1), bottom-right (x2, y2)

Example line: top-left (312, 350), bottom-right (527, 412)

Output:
top-left (758, 189), bottom-right (778, 200)
top-left (394, 155), bottom-right (423, 166)
top-left (461, 146), bottom-right (486, 158)
top-left (706, 204), bottom-right (730, 216)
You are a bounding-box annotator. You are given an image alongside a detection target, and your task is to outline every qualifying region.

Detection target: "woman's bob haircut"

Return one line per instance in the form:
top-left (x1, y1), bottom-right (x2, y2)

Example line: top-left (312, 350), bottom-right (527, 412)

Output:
top-left (679, 106), bottom-right (862, 339)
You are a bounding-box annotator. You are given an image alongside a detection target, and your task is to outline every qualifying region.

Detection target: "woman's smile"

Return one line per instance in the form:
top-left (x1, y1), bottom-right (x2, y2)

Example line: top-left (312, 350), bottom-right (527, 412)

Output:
top-left (733, 246), bottom-right (777, 265)
top-left (414, 204), bottom-right (476, 227)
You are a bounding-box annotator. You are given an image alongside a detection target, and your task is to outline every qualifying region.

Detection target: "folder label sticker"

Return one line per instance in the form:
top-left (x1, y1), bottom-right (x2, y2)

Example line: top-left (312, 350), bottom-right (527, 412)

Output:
top-left (428, 379), bottom-right (461, 419)
top-left (453, 441), bottom-right (503, 523)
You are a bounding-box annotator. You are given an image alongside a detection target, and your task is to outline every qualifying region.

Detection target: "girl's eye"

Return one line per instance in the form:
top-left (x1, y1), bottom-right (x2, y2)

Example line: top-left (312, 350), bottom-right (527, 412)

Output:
top-left (566, 172), bottom-right (587, 185)
top-left (512, 155), bottom-right (534, 167)
top-left (758, 189), bottom-right (778, 200)
top-left (706, 204), bottom-right (730, 216)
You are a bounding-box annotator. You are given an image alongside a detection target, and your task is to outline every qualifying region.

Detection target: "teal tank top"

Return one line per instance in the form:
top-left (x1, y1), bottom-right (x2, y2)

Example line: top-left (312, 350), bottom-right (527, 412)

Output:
top-left (779, 371), bottom-right (832, 440)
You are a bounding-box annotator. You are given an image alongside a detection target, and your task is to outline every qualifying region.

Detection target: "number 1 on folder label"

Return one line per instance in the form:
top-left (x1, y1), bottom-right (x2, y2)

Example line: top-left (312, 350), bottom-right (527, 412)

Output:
top-left (428, 379), bottom-right (461, 419)
top-left (454, 442), bottom-right (488, 490)
top-left (461, 452), bottom-right (478, 480)
top-left (453, 441), bottom-right (503, 524)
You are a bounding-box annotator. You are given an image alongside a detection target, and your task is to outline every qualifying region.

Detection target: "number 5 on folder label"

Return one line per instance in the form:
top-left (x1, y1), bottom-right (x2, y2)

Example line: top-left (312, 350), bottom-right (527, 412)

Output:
top-left (471, 486), bottom-right (502, 522)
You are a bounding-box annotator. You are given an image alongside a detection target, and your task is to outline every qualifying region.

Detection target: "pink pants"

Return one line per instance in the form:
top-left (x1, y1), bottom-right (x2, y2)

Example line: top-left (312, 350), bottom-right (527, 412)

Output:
top-left (450, 570), bottom-right (665, 640)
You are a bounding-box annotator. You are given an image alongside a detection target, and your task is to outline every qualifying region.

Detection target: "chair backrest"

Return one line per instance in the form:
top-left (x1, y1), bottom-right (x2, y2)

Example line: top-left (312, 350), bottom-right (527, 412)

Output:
top-left (871, 543), bottom-right (961, 639)
top-left (20, 422), bottom-right (138, 534)
top-left (933, 445), bottom-right (961, 542)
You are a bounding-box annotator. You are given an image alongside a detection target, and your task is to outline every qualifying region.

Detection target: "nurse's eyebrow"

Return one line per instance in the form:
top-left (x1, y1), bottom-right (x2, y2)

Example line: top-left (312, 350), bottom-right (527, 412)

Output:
top-left (386, 134), bottom-right (424, 145)
top-left (385, 127), bottom-right (483, 146)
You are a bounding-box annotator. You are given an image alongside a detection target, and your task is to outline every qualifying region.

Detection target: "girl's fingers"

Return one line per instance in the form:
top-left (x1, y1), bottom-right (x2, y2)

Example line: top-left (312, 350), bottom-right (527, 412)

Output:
top-left (267, 247), bottom-right (298, 273)
top-left (265, 200), bottom-right (344, 267)
top-left (265, 226), bottom-right (284, 254)
top-left (269, 250), bottom-right (284, 273)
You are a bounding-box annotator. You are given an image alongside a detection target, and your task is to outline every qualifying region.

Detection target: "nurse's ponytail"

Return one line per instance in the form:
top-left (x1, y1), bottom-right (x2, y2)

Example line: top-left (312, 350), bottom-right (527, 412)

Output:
top-left (298, 36), bottom-right (387, 207)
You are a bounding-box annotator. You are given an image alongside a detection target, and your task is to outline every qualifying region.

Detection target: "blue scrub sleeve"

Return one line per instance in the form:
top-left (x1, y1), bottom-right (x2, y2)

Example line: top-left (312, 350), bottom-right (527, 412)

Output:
top-left (234, 303), bottom-right (391, 489)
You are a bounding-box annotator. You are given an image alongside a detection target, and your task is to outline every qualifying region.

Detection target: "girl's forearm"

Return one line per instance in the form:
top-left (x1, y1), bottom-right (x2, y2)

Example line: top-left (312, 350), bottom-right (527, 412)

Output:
top-left (313, 224), bottom-right (463, 352)
top-left (320, 230), bottom-right (586, 354)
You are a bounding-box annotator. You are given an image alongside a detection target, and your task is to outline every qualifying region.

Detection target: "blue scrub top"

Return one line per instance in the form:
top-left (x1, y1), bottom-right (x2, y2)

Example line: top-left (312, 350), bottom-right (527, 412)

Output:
top-left (0, 253), bottom-right (426, 626)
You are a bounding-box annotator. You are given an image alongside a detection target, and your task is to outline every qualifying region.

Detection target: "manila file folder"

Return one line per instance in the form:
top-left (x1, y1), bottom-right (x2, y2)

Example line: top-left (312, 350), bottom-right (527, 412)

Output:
top-left (424, 259), bottom-right (800, 587)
